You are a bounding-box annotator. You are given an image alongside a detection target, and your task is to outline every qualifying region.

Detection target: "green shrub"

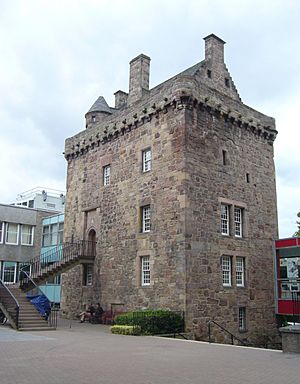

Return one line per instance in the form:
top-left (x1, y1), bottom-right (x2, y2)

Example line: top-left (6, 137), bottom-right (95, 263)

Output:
top-left (110, 325), bottom-right (141, 336)
top-left (115, 310), bottom-right (183, 335)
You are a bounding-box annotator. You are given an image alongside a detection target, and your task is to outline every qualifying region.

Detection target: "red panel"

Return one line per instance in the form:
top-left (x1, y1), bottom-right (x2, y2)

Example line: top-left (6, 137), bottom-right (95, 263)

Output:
top-left (277, 300), bottom-right (294, 315)
top-left (276, 238), bottom-right (297, 248)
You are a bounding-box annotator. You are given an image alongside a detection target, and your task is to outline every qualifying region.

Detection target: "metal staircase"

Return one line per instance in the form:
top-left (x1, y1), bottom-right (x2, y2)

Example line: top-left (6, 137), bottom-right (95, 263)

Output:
top-left (0, 240), bottom-right (96, 331)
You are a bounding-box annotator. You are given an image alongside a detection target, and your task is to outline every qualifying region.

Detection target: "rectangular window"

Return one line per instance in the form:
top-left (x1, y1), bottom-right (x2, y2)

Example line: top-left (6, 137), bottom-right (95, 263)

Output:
top-left (83, 264), bottom-right (93, 286)
top-left (234, 207), bottom-right (243, 237)
top-left (221, 204), bottom-right (229, 235)
top-left (2, 262), bottom-right (17, 284)
top-left (58, 223), bottom-right (64, 244)
top-left (6, 223), bottom-right (19, 245)
top-left (142, 205), bottom-right (151, 232)
top-left (238, 307), bottom-right (246, 331)
top-left (142, 148), bottom-right (151, 172)
top-left (103, 165), bottom-right (111, 186)
top-left (0, 221), bottom-right (4, 243)
top-left (141, 256), bottom-right (150, 286)
top-left (42, 225), bottom-right (51, 247)
top-left (236, 257), bottom-right (245, 287)
top-left (21, 225), bottom-right (34, 246)
top-left (222, 256), bottom-right (231, 286)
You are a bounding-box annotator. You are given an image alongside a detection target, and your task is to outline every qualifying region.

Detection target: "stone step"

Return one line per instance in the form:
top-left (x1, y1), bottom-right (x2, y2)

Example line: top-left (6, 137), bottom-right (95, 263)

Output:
top-left (18, 327), bottom-right (55, 332)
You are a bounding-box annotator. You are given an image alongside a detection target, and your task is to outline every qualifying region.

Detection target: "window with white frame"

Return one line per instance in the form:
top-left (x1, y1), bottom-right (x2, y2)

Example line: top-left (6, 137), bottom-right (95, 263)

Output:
top-left (222, 256), bottom-right (232, 286)
top-left (234, 207), bottom-right (243, 237)
top-left (0, 221), bottom-right (4, 243)
top-left (21, 225), bottom-right (34, 246)
top-left (221, 204), bottom-right (229, 235)
top-left (142, 205), bottom-right (151, 232)
top-left (103, 165), bottom-right (111, 186)
top-left (141, 256), bottom-right (150, 286)
top-left (6, 223), bottom-right (19, 245)
top-left (142, 148), bottom-right (151, 172)
top-left (236, 257), bottom-right (245, 287)
top-left (238, 307), bottom-right (246, 331)
top-left (1, 261), bottom-right (17, 284)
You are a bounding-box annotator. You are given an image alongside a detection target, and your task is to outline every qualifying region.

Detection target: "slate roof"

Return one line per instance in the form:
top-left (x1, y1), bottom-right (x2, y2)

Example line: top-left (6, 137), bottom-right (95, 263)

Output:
top-left (87, 96), bottom-right (112, 114)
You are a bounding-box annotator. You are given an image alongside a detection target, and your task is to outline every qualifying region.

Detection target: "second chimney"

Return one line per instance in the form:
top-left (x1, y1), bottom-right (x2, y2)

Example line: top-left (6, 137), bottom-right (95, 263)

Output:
top-left (128, 54), bottom-right (151, 105)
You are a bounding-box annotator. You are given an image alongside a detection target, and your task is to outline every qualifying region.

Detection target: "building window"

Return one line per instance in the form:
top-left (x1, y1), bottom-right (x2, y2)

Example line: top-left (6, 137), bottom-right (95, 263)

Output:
top-left (1, 262), bottom-right (17, 284)
top-left (0, 221), bottom-right (4, 243)
top-left (234, 207), bottom-right (243, 237)
top-left (225, 78), bottom-right (230, 88)
top-left (236, 257), bottom-right (245, 287)
top-left (221, 204), bottom-right (229, 235)
top-left (28, 200), bottom-right (34, 208)
top-left (141, 256), bottom-right (150, 286)
top-left (6, 223), bottom-right (19, 245)
top-left (103, 165), bottom-right (111, 186)
top-left (222, 256), bottom-right (232, 286)
top-left (21, 225), bottom-right (34, 246)
top-left (222, 150), bottom-right (227, 165)
top-left (207, 69), bottom-right (212, 79)
top-left (83, 264), bottom-right (93, 286)
top-left (142, 148), bottom-right (151, 173)
top-left (42, 222), bottom-right (64, 247)
top-left (238, 307), bottom-right (246, 331)
top-left (142, 205), bottom-right (151, 232)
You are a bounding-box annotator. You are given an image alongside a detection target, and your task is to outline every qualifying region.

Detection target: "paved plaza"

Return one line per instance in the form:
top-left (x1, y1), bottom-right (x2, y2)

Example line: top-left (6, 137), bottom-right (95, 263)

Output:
top-left (0, 320), bottom-right (299, 384)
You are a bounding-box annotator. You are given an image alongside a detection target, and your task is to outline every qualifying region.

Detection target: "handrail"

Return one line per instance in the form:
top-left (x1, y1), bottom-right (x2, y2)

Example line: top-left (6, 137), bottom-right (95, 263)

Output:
top-left (19, 269), bottom-right (55, 327)
top-left (19, 240), bottom-right (97, 287)
top-left (208, 320), bottom-right (248, 346)
top-left (0, 278), bottom-right (20, 329)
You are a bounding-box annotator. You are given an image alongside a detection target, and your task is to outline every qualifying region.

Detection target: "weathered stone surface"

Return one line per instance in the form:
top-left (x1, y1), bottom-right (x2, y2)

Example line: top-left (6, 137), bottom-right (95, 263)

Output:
top-left (62, 34), bottom-right (278, 345)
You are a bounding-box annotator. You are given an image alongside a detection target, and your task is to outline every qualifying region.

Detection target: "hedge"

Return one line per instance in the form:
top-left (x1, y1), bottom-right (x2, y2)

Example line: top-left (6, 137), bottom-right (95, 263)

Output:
top-left (110, 325), bottom-right (141, 336)
top-left (114, 310), bottom-right (183, 335)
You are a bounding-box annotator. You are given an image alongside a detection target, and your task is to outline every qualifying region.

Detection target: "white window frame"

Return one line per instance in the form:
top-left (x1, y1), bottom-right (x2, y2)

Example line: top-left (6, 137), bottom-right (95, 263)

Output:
top-left (222, 256), bottom-right (232, 286)
top-left (238, 307), bottom-right (246, 331)
top-left (84, 264), bottom-right (93, 286)
top-left (5, 223), bottom-right (19, 245)
top-left (142, 148), bottom-right (152, 173)
top-left (21, 225), bottom-right (34, 246)
top-left (0, 221), bottom-right (4, 244)
top-left (1, 261), bottom-right (17, 284)
top-left (103, 165), bottom-right (111, 186)
top-left (221, 204), bottom-right (229, 235)
top-left (236, 257), bottom-right (245, 287)
top-left (142, 205), bottom-right (151, 233)
top-left (141, 256), bottom-right (150, 286)
top-left (234, 207), bottom-right (243, 238)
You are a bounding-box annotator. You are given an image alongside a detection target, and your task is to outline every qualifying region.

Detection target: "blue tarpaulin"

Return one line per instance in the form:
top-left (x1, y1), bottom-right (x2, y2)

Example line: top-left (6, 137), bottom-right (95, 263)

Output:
top-left (26, 294), bottom-right (51, 319)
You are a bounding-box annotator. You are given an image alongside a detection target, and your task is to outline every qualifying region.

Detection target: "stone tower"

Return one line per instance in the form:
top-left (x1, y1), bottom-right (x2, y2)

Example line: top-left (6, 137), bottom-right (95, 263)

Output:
top-left (63, 34), bottom-right (278, 344)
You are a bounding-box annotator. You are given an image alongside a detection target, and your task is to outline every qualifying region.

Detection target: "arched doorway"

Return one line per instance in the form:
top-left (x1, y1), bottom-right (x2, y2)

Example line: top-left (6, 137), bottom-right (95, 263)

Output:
top-left (87, 229), bottom-right (97, 257)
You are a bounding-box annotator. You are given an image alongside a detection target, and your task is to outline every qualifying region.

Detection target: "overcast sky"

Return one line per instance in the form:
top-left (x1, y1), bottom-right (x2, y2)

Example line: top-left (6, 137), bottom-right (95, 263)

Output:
top-left (0, 0), bottom-right (299, 238)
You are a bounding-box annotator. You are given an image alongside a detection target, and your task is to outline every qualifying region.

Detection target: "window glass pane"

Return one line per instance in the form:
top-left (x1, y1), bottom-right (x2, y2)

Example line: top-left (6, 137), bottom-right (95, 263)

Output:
top-left (238, 307), bottom-right (246, 331)
top-left (221, 205), bottom-right (229, 235)
top-left (42, 226), bottom-right (51, 247)
top-left (0, 221), bottom-right (3, 243)
top-left (142, 206), bottom-right (151, 232)
top-left (222, 256), bottom-right (231, 286)
top-left (6, 223), bottom-right (18, 244)
top-left (234, 207), bottom-right (242, 237)
top-left (21, 225), bottom-right (34, 245)
top-left (103, 165), bottom-right (110, 186)
top-left (236, 257), bottom-right (245, 286)
top-left (51, 223), bottom-right (58, 245)
top-left (2, 262), bottom-right (17, 284)
top-left (142, 149), bottom-right (151, 172)
top-left (141, 256), bottom-right (150, 286)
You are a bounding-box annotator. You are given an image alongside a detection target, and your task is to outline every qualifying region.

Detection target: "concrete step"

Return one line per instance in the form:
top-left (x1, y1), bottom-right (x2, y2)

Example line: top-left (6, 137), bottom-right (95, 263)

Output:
top-left (18, 327), bottom-right (55, 331)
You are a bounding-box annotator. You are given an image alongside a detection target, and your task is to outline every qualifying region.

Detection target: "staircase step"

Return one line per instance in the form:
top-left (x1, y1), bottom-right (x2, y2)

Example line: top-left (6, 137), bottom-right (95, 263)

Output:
top-left (19, 327), bottom-right (55, 331)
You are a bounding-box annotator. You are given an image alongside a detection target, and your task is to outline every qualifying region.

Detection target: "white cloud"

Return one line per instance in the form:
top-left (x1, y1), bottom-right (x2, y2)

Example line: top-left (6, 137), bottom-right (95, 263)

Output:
top-left (0, 0), bottom-right (299, 239)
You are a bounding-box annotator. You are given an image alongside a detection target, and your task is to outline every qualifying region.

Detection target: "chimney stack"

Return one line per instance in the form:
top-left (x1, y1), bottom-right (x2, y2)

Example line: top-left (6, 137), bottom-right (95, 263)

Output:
top-left (128, 54), bottom-right (151, 105)
top-left (204, 34), bottom-right (225, 64)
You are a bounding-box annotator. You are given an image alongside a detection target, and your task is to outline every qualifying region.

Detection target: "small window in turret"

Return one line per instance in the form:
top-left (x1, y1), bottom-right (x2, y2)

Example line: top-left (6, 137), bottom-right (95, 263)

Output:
top-left (225, 78), bottom-right (230, 88)
top-left (222, 150), bottom-right (227, 166)
top-left (207, 69), bottom-right (212, 79)
top-left (92, 115), bottom-right (96, 123)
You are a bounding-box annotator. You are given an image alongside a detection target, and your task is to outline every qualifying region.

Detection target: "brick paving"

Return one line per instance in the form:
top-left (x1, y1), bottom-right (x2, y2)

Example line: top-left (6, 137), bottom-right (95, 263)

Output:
top-left (0, 321), bottom-right (299, 384)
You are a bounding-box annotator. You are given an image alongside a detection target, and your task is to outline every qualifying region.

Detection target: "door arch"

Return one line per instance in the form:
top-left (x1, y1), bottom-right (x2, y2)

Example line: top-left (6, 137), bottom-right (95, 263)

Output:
top-left (87, 229), bottom-right (97, 257)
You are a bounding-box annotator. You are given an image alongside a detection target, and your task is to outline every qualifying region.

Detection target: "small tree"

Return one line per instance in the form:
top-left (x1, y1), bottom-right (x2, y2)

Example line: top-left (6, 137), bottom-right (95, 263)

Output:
top-left (293, 212), bottom-right (300, 237)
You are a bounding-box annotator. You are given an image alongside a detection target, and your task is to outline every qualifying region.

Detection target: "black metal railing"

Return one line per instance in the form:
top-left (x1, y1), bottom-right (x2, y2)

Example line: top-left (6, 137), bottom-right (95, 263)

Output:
top-left (19, 269), bottom-right (57, 328)
top-left (19, 240), bottom-right (96, 289)
top-left (208, 320), bottom-right (248, 346)
top-left (0, 278), bottom-right (20, 329)
top-left (292, 291), bottom-right (300, 324)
